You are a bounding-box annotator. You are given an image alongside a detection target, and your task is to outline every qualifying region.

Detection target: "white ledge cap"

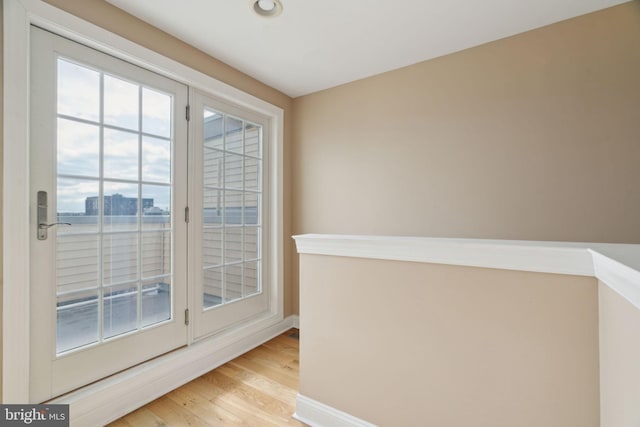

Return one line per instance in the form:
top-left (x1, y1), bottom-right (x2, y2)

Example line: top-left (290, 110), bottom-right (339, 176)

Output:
top-left (293, 234), bottom-right (640, 311)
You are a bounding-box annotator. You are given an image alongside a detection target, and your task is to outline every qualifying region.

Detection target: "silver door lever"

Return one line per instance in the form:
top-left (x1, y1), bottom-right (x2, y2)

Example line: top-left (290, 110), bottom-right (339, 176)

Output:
top-left (37, 190), bottom-right (71, 240)
top-left (39, 222), bottom-right (71, 230)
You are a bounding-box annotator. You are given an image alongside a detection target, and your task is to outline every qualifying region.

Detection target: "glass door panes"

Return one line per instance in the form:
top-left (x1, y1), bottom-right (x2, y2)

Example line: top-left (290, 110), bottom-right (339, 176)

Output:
top-left (56, 57), bottom-right (174, 354)
top-left (202, 109), bottom-right (262, 309)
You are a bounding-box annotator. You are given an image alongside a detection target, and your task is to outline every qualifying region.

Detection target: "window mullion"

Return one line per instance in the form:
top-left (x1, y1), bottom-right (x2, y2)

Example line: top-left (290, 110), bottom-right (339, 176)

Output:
top-left (98, 71), bottom-right (105, 344)
top-left (136, 85), bottom-right (143, 331)
top-left (221, 114), bottom-right (227, 304)
top-left (241, 120), bottom-right (246, 298)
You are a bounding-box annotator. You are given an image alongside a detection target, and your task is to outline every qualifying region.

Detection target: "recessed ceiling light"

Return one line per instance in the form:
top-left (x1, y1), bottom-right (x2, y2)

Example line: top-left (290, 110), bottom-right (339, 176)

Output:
top-left (253, 0), bottom-right (283, 17)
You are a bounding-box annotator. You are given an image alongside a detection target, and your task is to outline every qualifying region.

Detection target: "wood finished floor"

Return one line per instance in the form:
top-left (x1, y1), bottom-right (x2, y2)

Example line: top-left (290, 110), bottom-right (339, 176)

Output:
top-left (107, 329), bottom-right (306, 427)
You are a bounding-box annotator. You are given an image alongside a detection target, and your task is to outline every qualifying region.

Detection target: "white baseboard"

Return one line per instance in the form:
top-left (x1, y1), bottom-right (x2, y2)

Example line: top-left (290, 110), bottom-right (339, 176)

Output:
top-left (294, 394), bottom-right (377, 427)
top-left (291, 314), bottom-right (300, 329)
top-left (53, 314), bottom-right (298, 427)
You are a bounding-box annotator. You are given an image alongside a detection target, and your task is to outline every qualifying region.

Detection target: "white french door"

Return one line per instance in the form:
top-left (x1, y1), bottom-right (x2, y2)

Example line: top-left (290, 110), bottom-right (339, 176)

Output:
top-left (28, 26), bottom-right (274, 403)
top-left (29, 27), bottom-right (188, 402)
top-left (190, 92), bottom-right (271, 340)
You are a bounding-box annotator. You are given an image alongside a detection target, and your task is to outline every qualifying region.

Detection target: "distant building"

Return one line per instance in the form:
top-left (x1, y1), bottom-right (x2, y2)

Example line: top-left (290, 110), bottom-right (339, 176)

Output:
top-left (85, 194), bottom-right (153, 216)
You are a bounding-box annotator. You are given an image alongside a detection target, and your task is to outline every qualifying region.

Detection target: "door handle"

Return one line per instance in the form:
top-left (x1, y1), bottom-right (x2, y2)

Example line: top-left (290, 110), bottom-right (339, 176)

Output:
top-left (39, 222), bottom-right (71, 230)
top-left (37, 190), bottom-right (71, 240)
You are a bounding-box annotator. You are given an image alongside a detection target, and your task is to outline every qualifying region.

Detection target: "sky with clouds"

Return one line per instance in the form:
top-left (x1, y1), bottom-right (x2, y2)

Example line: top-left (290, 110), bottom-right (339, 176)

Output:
top-left (57, 58), bottom-right (172, 214)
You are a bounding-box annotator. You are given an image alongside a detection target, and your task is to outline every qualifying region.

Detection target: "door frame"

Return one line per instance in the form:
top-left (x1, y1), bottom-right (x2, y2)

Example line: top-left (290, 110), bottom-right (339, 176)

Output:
top-left (3, 0), bottom-right (284, 407)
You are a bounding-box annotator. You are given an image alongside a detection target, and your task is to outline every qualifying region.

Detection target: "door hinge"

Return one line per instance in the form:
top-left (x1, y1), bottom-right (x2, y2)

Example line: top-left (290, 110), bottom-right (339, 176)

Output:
top-left (185, 308), bottom-right (190, 326)
top-left (186, 105), bottom-right (191, 122)
top-left (185, 206), bottom-right (190, 223)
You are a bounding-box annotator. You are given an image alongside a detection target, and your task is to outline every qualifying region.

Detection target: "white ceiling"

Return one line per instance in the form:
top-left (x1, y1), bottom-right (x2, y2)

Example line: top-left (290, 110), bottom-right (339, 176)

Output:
top-left (106, 0), bottom-right (629, 98)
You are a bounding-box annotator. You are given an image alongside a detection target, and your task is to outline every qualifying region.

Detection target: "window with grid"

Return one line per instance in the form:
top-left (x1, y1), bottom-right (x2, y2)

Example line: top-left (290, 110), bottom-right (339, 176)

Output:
top-left (54, 57), bottom-right (175, 354)
top-left (201, 109), bottom-right (262, 309)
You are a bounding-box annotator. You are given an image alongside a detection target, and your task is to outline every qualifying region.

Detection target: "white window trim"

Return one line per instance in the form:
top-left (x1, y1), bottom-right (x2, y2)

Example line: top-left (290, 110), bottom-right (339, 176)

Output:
top-left (3, 0), bottom-right (284, 411)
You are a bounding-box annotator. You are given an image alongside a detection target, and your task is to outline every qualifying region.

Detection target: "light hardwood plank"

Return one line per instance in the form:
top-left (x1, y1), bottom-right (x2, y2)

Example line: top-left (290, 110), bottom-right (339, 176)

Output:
top-left (108, 329), bottom-right (305, 427)
top-left (202, 370), bottom-right (296, 424)
top-left (229, 357), bottom-right (299, 390)
top-left (215, 363), bottom-right (298, 404)
top-left (261, 334), bottom-right (300, 354)
top-left (177, 379), bottom-right (266, 426)
top-left (122, 408), bottom-right (169, 426)
top-left (146, 396), bottom-right (210, 427)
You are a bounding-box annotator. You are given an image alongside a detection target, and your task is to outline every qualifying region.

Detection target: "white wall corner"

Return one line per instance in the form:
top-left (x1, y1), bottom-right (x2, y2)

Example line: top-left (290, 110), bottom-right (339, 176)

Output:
top-left (590, 250), bottom-right (640, 312)
top-left (294, 394), bottom-right (377, 427)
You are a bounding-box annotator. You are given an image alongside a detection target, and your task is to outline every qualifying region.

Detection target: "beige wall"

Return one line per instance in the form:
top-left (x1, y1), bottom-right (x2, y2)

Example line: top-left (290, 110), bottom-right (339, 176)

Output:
top-left (599, 281), bottom-right (640, 427)
top-left (291, 1), bottom-right (640, 315)
top-left (292, 2), bottom-right (640, 244)
top-left (299, 254), bottom-right (600, 426)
